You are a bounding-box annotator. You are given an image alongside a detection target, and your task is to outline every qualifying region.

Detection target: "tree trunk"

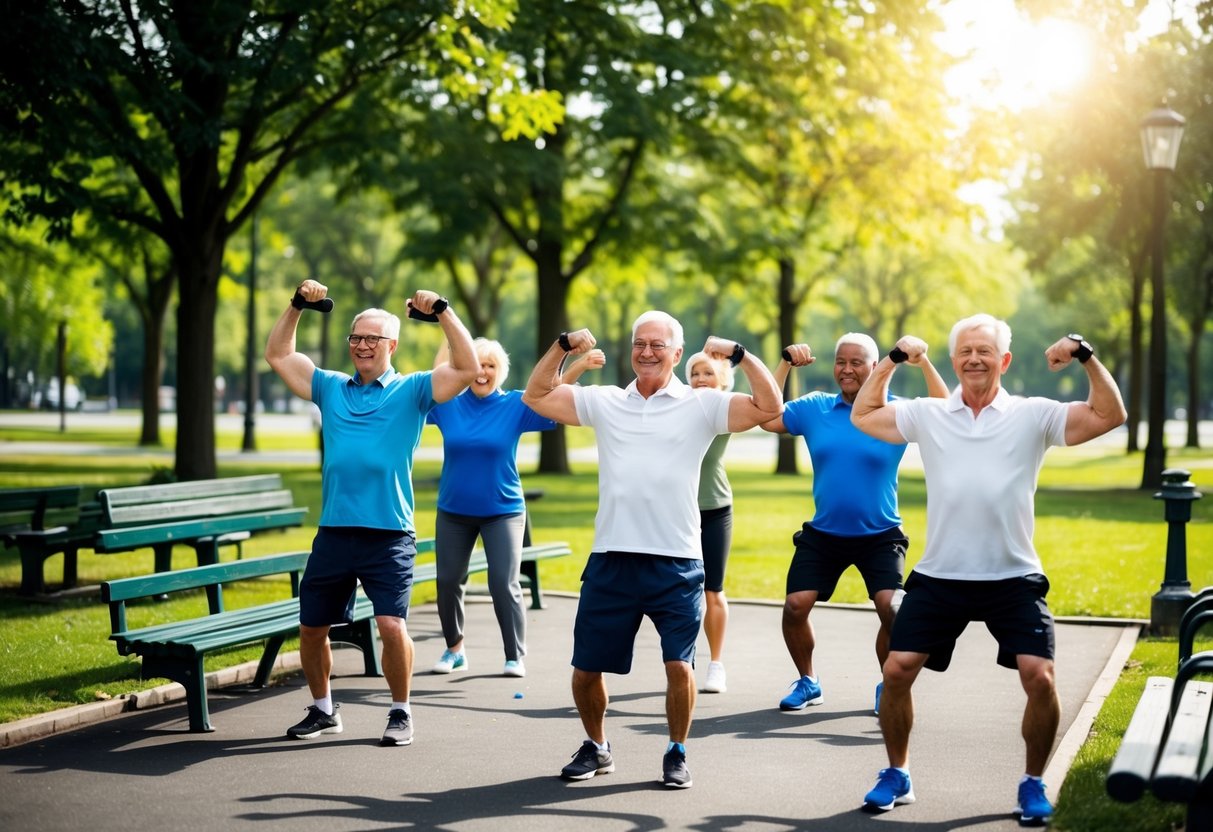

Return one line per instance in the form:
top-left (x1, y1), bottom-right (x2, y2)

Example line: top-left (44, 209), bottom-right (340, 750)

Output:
top-left (775, 257), bottom-right (799, 475)
top-left (138, 318), bottom-right (164, 447)
top-left (174, 247), bottom-right (221, 481)
top-left (535, 247), bottom-right (571, 474)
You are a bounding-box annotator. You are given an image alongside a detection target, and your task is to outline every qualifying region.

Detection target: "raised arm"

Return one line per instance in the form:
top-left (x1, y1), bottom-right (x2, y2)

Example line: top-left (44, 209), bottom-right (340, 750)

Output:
top-left (559, 348), bottom-right (606, 385)
top-left (417, 291), bottom-right (477, 403)
top-left (265, 279), bottom-right (322, 401)
top-left (703, 336), bottom-right (782, 432)
top-left (762, 343), bottom-right (815, 434)
top-left (907, 348), bottom-right (950, 398)
top-left (1044, 336), bottom-right (1127, 445)
top-left (851, 336), bottom-right (928, 443)
top-left (523, 330), bottom-right (596, 425)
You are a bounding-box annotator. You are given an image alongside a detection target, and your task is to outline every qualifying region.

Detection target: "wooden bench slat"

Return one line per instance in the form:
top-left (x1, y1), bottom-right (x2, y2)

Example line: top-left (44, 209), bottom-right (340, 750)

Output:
top-left (1152, 680), bottom-right (1213, 802)
top-left (98, 475), bottom-right (282, 509)
top-left (94, 508), bottom-right (307, 552)
top-left (1107, 676), bottom-right (1175, 802)
top-left (105, 490), bottom-right (295, 526)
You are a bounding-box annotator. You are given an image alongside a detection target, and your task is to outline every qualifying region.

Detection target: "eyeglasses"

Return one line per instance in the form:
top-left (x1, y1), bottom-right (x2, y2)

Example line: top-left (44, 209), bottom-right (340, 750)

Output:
top-left (632, 341), bottom-right (669, 353)
top-left (347, 334), bottom-right (387, 347)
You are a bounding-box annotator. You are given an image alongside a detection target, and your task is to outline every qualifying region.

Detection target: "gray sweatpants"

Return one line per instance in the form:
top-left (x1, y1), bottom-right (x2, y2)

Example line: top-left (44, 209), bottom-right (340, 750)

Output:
top-left (434, 509), bottom-right (527, 661)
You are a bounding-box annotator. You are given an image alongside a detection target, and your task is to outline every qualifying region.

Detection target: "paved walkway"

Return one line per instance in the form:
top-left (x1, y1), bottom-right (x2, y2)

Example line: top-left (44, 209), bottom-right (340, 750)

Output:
top-left (0, 593), bottom-right (1136, 831)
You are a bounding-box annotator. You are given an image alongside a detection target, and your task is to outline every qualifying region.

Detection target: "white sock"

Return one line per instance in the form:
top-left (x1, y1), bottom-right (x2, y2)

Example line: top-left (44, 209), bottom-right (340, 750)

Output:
top-left (392, 701), bottom-right (410, 715)
top-left (591, 738), bottom-right (608, 751)
top-left (314, 695), bottom-right (333, 715)
top-left (1021, 774), bottom-right (1042, 784)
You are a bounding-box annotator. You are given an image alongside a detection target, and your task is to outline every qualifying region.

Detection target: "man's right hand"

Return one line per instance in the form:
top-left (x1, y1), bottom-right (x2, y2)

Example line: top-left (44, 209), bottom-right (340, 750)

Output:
top-left (295, 279), bottom-right (329, 304)
top-left (563, 329), bottom-right (597, 354)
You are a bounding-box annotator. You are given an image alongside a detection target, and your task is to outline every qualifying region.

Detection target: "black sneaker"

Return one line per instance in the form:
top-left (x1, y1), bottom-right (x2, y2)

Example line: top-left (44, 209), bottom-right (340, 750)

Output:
top-left (560, 740), bottom-right (615, 780)
top-left (286, 705), bottom-right (342, 739)
top-left (381, 708), bottom-right (413, 746)
top-left (661, 746), bottom-right (692, 789)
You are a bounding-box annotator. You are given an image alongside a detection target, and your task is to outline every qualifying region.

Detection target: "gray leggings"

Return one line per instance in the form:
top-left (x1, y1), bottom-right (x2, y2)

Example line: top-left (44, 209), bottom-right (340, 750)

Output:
top-left (434, 509), bottom-right (527, 660)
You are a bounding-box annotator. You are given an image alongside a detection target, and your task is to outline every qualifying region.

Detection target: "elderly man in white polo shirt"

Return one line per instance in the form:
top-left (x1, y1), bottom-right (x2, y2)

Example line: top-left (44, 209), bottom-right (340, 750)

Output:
top-left (523, 310), bottom-right (781, 789)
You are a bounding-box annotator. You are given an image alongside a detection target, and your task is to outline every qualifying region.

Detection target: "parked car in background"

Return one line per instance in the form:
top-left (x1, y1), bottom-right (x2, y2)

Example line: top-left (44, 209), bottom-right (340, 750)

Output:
top-left (33, 379), bottom-right (84, 411)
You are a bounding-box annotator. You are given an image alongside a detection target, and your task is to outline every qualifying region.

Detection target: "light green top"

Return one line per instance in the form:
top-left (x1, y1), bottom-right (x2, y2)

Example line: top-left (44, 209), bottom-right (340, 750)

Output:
top-left (697, 433), bottom-right (732, 509)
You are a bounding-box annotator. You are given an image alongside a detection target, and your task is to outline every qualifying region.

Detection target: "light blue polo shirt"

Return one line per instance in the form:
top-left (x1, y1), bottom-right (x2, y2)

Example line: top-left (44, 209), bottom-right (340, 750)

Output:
top-left (312, 367), bottom-right (435, 532)
top-left (427, 388), bottom-right (556, 516)
top-left (782, 391), bottom-right (906, 536)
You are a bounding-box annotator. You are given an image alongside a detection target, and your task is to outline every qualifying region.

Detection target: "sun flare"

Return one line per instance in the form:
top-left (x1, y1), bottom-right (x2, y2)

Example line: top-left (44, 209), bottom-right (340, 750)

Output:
top-left (940, 1), bottom-right (1096, 112)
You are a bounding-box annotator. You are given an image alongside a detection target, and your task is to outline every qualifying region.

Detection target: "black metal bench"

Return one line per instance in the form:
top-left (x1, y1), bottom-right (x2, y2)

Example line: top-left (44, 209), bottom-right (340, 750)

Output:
top-left (1106, 587), bottom-right (1213, 829)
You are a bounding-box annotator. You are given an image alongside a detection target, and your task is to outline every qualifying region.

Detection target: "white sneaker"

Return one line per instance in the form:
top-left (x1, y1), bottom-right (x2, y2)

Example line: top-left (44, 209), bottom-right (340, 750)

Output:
top-left (503, 659), bottom-right (526, 677)
top-left (703, 661), bottom-right (727, 693)
top-left (432, 649), bottom-right (467, 674)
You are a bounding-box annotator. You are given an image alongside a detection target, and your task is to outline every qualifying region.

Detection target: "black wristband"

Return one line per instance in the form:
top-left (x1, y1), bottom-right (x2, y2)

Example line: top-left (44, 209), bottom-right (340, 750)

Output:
top-left (431, 297), bottom-right (449, 315)
top-left (729, 343), bottom-right (746, 367)
top-left (291, 291), bottom-right (306, 310)
top-left (558, 332), bottom-right (572, 352)
top-left (781, 348), bottom-right (793, 363)
top-left (1067, 334), bottom-right (1093, 364)
top-left (889, 347), bottom-right (908, 364)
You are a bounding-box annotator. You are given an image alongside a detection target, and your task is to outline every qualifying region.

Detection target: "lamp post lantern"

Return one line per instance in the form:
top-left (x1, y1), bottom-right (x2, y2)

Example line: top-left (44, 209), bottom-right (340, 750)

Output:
top-left (1139, 104), bottom-right (1185, 490)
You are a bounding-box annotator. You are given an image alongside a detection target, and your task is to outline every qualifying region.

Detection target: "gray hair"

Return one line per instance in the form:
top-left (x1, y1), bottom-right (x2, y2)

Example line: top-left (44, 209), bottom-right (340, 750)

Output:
top-left (351, 308), bottom-right (401, 340)
top-left (949, 313), bottom-right (1011, 356)
top-left (835, 332), bottom-right (879, 363)
top-left (631, 310), bottom-right (684, 349)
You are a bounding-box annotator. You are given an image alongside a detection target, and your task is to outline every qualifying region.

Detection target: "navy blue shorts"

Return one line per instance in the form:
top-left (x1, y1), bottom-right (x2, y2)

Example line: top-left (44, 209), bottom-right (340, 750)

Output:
top-left (700, 506), bottom-right (733, 593)
top-left (572, 552), bottom-right (704, 674)
top-left (785, 524), bottom-right (906, 601)
top-left (890, 572), bottom-right (1055, 672)
top-left (299, 526), bottom-right (417, 627)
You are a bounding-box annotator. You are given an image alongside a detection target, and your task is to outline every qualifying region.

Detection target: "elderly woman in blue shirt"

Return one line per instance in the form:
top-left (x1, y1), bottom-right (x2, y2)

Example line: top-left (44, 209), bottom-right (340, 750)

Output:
top-left (428, 338), bottom-right (602, 677)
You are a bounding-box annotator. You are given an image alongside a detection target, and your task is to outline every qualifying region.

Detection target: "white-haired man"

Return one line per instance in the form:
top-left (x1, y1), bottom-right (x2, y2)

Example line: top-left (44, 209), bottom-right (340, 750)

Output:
top-left (524, 311), bottom-right (781, 789)
top-left (850, 314), bottom-right (1126, 826)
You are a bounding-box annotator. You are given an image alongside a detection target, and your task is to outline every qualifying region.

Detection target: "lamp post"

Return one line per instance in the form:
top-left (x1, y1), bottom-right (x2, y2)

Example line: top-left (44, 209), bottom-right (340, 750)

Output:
top-left (1139, 104), bottom-right (1185, 490)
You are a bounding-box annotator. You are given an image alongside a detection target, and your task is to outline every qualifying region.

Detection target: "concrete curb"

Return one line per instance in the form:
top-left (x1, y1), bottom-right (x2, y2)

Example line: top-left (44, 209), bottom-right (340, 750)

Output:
top-left (0, 652), bottom-right (303, 749)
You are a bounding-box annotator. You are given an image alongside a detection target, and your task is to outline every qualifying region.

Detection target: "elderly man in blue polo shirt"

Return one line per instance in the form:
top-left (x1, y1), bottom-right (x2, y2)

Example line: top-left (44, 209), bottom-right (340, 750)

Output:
top-left (762, 334), bottom-right (947, 716)
top-left (265, 280), bottom-right (477, 747)
top-left (523, 311), bottom-right (782, 790)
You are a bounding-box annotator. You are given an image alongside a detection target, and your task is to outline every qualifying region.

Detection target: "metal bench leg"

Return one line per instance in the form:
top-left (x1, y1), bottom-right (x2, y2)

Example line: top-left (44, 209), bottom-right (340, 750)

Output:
top-left (153, 544), bottom-right (173, 573)
top-left (520, 560), bottom-right (544, 610)
top-left (63, 546), bottom-right (79, 589)
top-left (253, 635), bottom-right (287, 688)
top-left (144, 654), bottom-right (214, 733)
top-left (330, 620), bottom-right (383, 676)
top-left (18, 546), bottom-right (47, 595)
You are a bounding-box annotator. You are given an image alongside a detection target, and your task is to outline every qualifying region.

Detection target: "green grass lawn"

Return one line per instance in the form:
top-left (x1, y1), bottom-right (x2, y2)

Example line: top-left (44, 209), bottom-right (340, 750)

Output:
top-left (1, 416), bottom-right (1211, 830)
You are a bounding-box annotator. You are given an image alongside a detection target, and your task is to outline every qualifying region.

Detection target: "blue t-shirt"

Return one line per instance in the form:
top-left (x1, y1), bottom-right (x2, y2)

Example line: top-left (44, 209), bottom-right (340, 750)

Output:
top-left (427, 388), bottom-right (556, 515)
top-left (782, 391), bottom-right (906, 536)
top-left (312, 367), bottom-right (435, 531)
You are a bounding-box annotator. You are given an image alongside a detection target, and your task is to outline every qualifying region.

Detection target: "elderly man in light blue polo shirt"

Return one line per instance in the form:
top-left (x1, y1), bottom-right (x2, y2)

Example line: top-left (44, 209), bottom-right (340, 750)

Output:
top-left (266, 280), bottom-right (477, 747)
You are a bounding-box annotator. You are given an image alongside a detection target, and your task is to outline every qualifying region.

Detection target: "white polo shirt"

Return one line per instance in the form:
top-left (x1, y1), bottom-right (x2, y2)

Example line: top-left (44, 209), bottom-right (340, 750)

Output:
top-left (894, 387), bottom-right (1069, 580)
top-left (573, 376), bottom-right (732, 559)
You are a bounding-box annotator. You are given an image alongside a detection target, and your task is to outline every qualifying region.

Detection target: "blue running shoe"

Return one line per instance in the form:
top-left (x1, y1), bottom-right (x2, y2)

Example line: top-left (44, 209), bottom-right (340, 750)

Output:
top-left (1015, 778), bottom-right (1053, 827)
top-left (874, 682), bottom-right (883, 716)
top-left (862, 767), bottom-right (915, 813)
top-left (779, 676), bottom-right (823, 711)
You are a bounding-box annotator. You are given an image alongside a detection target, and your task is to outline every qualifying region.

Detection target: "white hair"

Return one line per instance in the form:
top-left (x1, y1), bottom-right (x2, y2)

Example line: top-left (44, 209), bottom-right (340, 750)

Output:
top-left (949, 313), bottom-right (1011, 356)
top-left (631, 310), bottom-right (684, 349)
top-left (474, 338), bottom-right (510, 386)
top-left (835, 332), bottom-right (879, 363)
top-left (351, 308), bottom-right (401, 339)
